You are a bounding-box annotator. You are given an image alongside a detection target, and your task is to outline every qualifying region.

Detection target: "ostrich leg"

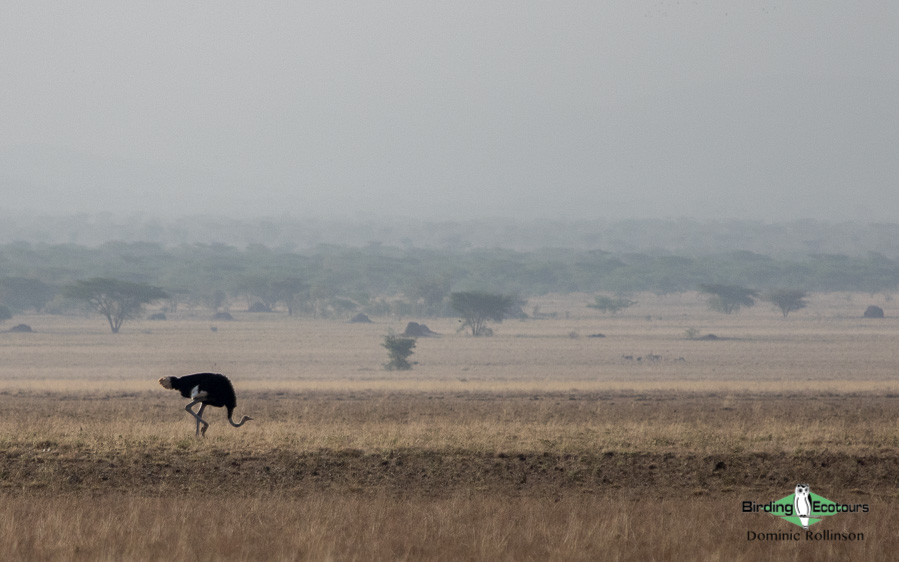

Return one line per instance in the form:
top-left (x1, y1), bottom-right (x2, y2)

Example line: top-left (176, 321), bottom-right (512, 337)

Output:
top-left (185, 400), bottom-right (209, 437)
top-left (197, 403), bottom-right (208, 437)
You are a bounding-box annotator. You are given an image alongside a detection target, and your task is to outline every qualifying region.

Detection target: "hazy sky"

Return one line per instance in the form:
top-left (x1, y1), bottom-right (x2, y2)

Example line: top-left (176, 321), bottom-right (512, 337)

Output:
top-left (2, 2), bottom-right (897, 221)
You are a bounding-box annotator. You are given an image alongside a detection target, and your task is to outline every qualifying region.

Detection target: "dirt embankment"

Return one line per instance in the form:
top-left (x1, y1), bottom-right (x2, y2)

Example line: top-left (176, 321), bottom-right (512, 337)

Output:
top-left (2, 446), bottom-right (895, 498)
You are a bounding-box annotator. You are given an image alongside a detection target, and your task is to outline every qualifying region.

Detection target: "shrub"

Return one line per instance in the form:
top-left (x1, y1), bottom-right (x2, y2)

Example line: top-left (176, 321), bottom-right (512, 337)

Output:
top-left (382, 334), bottom-right (416, 371)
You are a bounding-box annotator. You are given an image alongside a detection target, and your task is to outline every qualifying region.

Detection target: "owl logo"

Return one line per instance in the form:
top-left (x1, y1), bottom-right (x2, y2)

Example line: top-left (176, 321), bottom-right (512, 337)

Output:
top-left (794, 483), bottom-right (811, 529)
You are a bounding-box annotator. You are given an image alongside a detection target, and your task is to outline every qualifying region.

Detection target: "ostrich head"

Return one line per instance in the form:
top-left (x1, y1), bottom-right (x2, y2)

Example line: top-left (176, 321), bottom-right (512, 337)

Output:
top-left (229, 415), bottom-right (254, 427)
top-left (158, 376), bottom-right (176, 390)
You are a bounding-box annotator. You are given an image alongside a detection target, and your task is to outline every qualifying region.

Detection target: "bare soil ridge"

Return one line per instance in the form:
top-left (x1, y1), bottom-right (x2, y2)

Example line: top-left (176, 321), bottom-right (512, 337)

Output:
top-left (3, 446), bottom-right (896, 498)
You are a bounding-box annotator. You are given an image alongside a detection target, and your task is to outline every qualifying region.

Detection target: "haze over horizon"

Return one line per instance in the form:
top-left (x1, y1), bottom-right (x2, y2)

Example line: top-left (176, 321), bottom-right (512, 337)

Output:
top-left (2, 2), bottom-right (897, 222)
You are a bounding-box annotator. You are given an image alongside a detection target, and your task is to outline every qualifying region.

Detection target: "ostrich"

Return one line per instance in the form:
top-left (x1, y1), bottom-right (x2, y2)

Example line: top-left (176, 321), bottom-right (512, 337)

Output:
top-left (158, 373), bottom-right (253, 437)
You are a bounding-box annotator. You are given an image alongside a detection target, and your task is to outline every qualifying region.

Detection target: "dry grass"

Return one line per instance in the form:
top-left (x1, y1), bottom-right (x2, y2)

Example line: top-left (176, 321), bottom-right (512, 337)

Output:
top-left (1, 292), bottom-right (898, 560)
top-left (0, 493), bottom-right (886, 561)
top-left (2, 391), bottom-right (899, 457)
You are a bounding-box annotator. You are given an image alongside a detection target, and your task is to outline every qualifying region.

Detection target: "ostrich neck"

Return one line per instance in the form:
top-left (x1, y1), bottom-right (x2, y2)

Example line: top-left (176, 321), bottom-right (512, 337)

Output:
top-left (229, 415), bottom-right (250, 427)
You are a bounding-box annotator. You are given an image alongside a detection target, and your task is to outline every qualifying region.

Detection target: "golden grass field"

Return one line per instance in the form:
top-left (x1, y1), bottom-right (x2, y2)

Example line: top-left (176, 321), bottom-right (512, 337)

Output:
top-left (1, 292), bottom-right (898, 560)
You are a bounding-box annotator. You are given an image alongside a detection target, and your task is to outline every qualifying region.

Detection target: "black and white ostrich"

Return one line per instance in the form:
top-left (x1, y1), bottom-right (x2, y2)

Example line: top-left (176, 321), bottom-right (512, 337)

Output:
top-left (158, 373), bottom-right (253, 437)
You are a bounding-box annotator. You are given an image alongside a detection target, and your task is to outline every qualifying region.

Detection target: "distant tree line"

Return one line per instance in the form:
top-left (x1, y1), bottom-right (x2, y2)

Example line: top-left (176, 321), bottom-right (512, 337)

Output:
top-left (5, 215), bottom-right (899, 259)
top-left (0, 242), bottom-right (898, 324)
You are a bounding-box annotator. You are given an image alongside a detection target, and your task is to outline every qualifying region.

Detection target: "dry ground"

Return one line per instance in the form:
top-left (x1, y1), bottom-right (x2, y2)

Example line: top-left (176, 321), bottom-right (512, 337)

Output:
top-left (0, 292), bottom-right (896, 560)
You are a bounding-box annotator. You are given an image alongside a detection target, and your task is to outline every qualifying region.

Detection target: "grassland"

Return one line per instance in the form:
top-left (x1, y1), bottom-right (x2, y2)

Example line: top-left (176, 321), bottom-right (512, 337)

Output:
top-left (1, 292), bottom-right (897, 560)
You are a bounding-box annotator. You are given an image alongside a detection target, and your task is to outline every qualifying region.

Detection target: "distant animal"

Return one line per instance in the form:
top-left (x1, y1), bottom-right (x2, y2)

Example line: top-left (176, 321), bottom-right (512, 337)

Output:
top-left (158, 373), bottom-right (253, 437)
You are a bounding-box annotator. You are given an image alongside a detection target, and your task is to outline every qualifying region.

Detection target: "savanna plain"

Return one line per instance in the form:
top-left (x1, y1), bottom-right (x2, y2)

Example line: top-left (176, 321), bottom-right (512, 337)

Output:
top-left (2, 292), bottom-right (898, 561)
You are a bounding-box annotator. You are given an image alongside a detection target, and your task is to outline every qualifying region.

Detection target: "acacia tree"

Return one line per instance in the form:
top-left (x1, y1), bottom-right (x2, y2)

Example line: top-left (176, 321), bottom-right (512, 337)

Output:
top-left (450, 291), bottom-right (516, 336)
top-left (234, 276), bottom-right (308, 314)
top-left (237, 276), bottom-right (279, 311)
top-left (764, 289), bottom-right (808, 317)
top-left (271, 278), bottom-right (308, 315)
top-left (64, 278), bottom-right (168, 333)
top-left (406, 275), bottom-right (452, 316)
top-left (587, 295), bottom-right (637, 315)
top-left (699, 284), bottom-right (758, 314)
